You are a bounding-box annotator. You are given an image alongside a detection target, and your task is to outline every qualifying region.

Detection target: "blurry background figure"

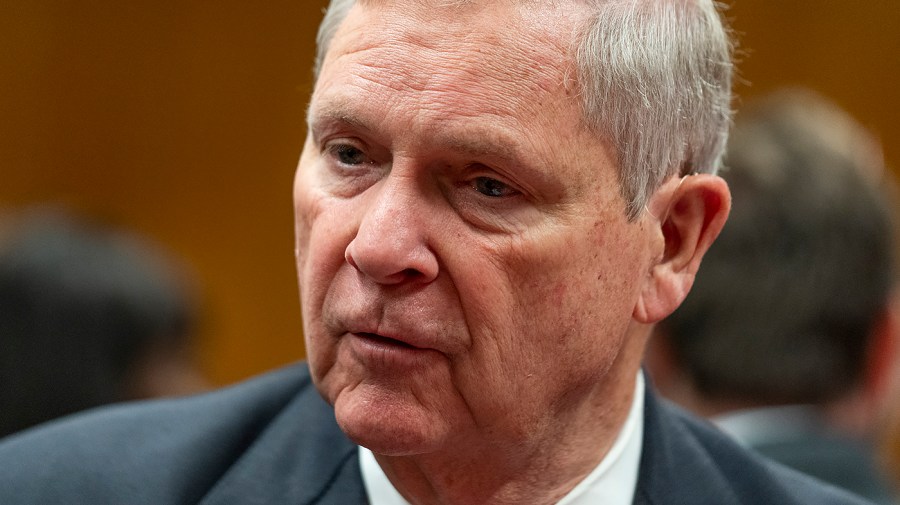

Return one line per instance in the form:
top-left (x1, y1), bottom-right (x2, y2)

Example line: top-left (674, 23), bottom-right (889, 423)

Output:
top-left (645, 89), bottom-right (899, 504)
top-left (0, 207), bottom-right (209, 439)
top-left (883, 335), bottom-right (900, 499)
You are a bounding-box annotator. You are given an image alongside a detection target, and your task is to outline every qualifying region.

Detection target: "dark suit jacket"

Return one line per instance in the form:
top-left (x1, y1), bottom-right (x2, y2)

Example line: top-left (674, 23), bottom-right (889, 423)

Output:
top-left (0, 363), bottom-right (874, 504)
top-left (723, 407), bottom-right (895, 505)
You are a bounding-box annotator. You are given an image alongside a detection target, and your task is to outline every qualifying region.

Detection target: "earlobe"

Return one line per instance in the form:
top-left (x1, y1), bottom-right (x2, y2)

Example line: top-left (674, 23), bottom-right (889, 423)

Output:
top-left (634, 174), bottom-right (731, 323)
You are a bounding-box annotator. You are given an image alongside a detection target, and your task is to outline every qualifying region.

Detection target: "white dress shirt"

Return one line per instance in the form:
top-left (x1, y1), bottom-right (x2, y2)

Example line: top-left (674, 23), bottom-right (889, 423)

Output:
top-left (360, 372), bottom-right (645, 505)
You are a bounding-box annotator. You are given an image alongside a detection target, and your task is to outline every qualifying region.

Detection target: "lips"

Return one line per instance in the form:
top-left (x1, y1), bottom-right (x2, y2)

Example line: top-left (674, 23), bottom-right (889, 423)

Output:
top-left (347, 323), bottom-right (441, 351)
top-left (339, 309), bottom-right (450, 353)
top-left (322, 277), bottom-right (469, 356)
top-left (343, 328), bottom-right (446, 372)
top-left (354, 332), bottom-right (419, 350)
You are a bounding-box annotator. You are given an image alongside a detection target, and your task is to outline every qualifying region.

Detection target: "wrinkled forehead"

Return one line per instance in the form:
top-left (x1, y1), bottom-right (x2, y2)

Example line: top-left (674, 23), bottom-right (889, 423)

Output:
top-left (355, 0), bottom-right (584, 13)
top-left (320, 0), bottom-right (590, 79)
top-left (314, 0), bottom-right (592, 117)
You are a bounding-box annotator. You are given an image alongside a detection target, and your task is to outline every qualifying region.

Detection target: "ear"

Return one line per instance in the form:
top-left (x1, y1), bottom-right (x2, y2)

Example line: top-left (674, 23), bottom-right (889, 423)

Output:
top-left (863, 299), bottom-right (900, 402)
top-left (633, 174), bottom-right (731, 323)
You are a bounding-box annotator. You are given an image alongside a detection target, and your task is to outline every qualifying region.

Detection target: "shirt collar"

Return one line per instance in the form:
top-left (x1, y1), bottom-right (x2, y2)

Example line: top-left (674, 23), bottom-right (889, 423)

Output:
top-left (360, 372), bottom-right (645, 505)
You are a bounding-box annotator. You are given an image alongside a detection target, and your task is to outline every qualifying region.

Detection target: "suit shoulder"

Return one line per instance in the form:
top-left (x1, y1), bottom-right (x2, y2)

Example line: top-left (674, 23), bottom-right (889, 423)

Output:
top-left (637, 393), bottom-right (877, 505)
top-left (0, 363), bottom-right (315, 504)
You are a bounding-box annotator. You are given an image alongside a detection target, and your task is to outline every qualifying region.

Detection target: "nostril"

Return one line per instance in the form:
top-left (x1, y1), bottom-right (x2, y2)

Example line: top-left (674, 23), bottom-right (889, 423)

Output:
top-left (345, 247), bottom-right (359, 270)
top-left (401, 268), bottom-right (422, 278)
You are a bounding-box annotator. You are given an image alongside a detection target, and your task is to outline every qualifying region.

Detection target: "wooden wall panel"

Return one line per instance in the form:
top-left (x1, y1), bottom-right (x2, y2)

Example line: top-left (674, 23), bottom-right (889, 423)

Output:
top-left (729, 0), bottom-right (900, 172)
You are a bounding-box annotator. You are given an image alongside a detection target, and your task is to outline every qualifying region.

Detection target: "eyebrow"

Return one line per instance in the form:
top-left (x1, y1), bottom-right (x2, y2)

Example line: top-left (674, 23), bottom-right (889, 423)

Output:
top-left (436, 129), bottom-right (518, 163)
top-left (307, 99), bottom-right (378, 144)
top-left (306, 97), bottom-right (558, 190)
top-left (435, 126), bottom-right (560, 196)
top-left (310, 98), bottom-right (521, 158)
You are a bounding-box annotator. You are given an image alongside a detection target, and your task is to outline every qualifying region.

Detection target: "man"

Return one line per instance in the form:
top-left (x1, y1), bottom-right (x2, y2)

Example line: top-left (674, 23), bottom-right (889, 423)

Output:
top-left (646, 89), bottom-right (898, 504)
top-left (0, 1), bottom-right (872, 504)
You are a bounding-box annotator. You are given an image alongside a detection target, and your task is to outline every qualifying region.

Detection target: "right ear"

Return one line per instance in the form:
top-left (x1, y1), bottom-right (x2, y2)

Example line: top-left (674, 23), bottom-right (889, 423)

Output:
top-left (633, 174), bottom-right (731, 324)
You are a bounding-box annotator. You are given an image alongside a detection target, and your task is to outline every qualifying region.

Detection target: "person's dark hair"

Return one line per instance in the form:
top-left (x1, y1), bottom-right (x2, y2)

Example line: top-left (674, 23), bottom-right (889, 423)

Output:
top-left (659, 89), bottom-right (896, 405)
top-left (0, 208), bottom-right (197, 437)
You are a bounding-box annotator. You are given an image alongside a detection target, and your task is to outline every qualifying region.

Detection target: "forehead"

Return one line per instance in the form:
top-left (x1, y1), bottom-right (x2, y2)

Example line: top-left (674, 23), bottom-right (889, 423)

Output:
top-left (313, 0), bottom-right (590, 130)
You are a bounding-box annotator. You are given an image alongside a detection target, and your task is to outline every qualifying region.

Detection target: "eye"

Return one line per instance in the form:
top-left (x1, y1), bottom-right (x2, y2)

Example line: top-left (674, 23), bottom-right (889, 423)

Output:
top-left (472, 176), bottom-right (516, 198)
top-left (327, 143), bottom-right (369, 166)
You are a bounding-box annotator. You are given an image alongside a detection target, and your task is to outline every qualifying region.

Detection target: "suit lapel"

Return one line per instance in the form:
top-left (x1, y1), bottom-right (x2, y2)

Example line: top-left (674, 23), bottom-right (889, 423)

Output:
top-left (199, 380), bottom-right (368, 505)
top-left (632, 388), bottom-right (740, 505)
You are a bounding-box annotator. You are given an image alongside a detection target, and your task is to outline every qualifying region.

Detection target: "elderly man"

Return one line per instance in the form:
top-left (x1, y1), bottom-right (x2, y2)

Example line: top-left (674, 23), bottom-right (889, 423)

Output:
top-left (0, 0), bottom-right (874, 504)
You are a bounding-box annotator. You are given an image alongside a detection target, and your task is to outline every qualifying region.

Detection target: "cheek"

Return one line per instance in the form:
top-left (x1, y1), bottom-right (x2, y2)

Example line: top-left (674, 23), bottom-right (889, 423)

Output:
top-left (293, 160), bottom-right (318, 261)
top-left (293, 168), bottom-right (354, 332)
top-left (293, 155), bottom-right (350, 277)
top-left (467, 224), bottom-right (644, 377)
top-left (294, 187), bottom-right (356, 388)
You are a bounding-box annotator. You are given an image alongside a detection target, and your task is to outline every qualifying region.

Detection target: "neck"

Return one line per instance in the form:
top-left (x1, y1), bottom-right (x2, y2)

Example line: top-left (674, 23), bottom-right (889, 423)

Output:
top-left (375, 357), bottom-right (643, 505)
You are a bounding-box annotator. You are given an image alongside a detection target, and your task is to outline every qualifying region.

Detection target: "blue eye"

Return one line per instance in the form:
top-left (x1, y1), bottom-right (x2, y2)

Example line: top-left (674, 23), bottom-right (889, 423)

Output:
top-left (473, 177), bottom-right (514, 197)
top-left (332, 145), bottom-right (367, 165)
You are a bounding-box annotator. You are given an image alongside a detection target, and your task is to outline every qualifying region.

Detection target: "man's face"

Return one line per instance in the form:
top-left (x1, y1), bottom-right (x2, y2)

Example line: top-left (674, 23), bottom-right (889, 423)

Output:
top-left (294, 0), bottom-right (658, 456)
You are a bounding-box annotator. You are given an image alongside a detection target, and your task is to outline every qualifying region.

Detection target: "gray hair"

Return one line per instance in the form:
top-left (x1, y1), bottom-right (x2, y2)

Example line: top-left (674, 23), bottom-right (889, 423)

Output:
top-left (313, 0), bottom-right (734, 220)
top-left (314, 0), bottom-right (356, 77)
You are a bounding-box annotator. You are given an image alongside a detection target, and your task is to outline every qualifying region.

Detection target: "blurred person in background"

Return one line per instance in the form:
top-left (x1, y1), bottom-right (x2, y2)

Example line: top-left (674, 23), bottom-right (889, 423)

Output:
top-left (646, 89), bottom-right (899, 504)
top-left (882, 312), bottom-right (900, 497)
top-left (0, 207), bottom-right (208, 438)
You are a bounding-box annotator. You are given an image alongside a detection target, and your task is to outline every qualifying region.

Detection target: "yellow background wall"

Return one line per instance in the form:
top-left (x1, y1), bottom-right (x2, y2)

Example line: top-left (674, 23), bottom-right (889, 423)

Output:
top-left (2, 1), bottom-right (898, 386)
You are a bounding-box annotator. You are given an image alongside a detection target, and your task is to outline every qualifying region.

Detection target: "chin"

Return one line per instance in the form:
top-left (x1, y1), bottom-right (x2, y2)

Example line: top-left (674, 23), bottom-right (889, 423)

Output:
top-left (333, 387), bottom-right (451, 456)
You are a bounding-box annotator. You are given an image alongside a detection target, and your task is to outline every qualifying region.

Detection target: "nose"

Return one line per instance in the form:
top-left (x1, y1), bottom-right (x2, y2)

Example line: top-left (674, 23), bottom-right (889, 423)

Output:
top-left (344, 176), bottom-right (439, 285)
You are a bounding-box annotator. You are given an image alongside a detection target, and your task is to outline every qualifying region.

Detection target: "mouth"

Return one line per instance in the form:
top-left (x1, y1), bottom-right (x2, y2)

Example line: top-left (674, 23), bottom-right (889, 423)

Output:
top-left (355, 332), bottom-right (418, 350)
top-left (347, 330), bottom-right (440, 370)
